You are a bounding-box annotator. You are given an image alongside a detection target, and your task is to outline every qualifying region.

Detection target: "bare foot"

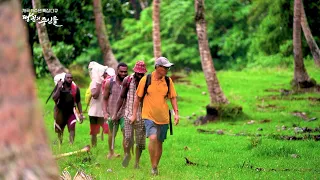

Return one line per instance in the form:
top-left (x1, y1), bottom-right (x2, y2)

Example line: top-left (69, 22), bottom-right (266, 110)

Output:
top-left (107, 153), bottom-right (120, 159)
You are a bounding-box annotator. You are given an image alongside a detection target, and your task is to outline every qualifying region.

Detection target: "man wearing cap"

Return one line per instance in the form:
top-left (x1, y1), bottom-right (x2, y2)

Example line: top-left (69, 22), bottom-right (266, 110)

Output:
top-left (112, 61), bottom-right (148, 168)
top-left (130, 57), bottom-right (179, 175)
top-left (103, 62), bottom-right (128, 159)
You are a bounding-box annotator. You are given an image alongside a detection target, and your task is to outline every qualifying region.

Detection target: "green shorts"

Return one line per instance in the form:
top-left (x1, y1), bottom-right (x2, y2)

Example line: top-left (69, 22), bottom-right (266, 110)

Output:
top-left (108, 117), bottom-right (125, 132)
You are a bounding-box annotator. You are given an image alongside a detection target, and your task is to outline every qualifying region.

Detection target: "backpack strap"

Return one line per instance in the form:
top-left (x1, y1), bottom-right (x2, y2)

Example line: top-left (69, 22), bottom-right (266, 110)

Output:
top-left (164, 76), bottom-right (170, 98)
top-left (127, 75), bottom-right (133, 88)
top-left (71, 82), bottom-right (77, 103)
top-left (142, 74), bottom-right (170, 99)
top-left (142, 74), bottom-right (152, 100)
top-left (124, 75), bottom-right (133, 95)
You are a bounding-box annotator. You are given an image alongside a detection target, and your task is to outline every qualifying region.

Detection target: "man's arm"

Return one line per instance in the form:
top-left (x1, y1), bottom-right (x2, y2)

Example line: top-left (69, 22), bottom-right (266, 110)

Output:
top-left (102, 80), bottom-right (111, 120)
top-left (170, 96), bottom-right (179, 125)
top-left (112, 77), bottom-right (128, 121)
top-left (91, 82), bottom-right (101, 99)
top-left (76, 88), bottom-right (83, 113)
top-left (52, 81), bottom-right (63, 102)
top-left (75, 87), bottom-right (84, 121)
top-left (129, 94), bottom-right (142, 124)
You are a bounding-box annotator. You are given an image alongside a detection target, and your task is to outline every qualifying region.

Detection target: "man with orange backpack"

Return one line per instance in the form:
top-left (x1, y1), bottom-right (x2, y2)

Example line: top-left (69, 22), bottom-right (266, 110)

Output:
top-left (52, 73), bottom-right (84, 144)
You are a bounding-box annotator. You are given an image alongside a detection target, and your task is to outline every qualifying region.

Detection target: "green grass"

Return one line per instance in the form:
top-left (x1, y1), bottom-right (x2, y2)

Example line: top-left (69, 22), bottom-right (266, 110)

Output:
top-left (37, 61), bottom-right (320, 179)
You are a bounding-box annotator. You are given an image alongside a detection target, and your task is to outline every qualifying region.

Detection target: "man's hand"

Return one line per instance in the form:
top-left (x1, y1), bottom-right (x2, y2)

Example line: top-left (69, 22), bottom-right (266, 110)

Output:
top-left (103, 113), bottom-right (109, 121)
top-left (174, 114), bottom-right (179, 125)
top-left (129, 115), bottom-right (136, 124)
top-left (111, 114), bottom-right (118, 121)
top-left (79, 114), bottom-right (85, 124)
top-left (57, 81), bottom-right (63, 89)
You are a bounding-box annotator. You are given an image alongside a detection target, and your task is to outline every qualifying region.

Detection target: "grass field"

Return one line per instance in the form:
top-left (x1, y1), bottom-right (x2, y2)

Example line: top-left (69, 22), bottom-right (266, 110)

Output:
top-left (37, 61), bottom-right (320, 179)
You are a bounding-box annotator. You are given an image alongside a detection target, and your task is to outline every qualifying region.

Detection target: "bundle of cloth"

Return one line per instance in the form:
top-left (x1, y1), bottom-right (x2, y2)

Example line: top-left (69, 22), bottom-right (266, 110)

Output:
top-left (88, 61), bottom-right (109, 84)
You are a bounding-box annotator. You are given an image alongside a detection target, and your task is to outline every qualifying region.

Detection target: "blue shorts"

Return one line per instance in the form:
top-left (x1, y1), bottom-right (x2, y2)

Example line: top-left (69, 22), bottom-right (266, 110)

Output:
top-left (144, 119), bottom-right (168, 142)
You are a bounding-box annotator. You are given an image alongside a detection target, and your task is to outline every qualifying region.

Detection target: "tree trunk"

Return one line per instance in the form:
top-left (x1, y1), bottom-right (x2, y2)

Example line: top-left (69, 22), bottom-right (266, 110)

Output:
top-left (293, 0), bottom-right (311, 87)
top-left (300, 2), bottom-right (320, 67)
top-left (130, 0), bottom-right (140, 19)
top-left (139, 0), bottom-right (148, 9)
top-left (0, 0), bottom-right (59, 179)
top-left (93, 0), bottom-right (118, 69)
top-left (195, 0), bottom-right (228, 104)
top-left (152, 0), bottom-right (162, 59)
top-left (32, 0), bottom-right (68, 77)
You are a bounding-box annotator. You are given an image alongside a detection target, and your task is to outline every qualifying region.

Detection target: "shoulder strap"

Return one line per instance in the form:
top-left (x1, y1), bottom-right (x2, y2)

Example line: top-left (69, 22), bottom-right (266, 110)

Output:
top-left (164, 76), bottom-right (170, 98)
top-left (142, 74), bottom-right (170, 99)
top-left (127, 75), bottom-right (133, 87)
top-left (109, 77), bottom-right (114, 95)
top-left (124, 75), bottom-right (133, 96)
top-left (142, 74), bottom-right (151, 100)
top-left (71, 82), bottom-right (77, 103)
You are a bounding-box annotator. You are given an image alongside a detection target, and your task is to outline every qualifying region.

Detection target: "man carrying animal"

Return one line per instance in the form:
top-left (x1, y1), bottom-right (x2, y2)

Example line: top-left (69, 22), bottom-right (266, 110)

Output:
top-left (103, 62), bottom-right (128, 159)
top-left (52, 73), bottom-right (84, 144)
top-left (112, 61), bottom-right (147, 168)
top-left (130, 57), bottom-right (180, 175)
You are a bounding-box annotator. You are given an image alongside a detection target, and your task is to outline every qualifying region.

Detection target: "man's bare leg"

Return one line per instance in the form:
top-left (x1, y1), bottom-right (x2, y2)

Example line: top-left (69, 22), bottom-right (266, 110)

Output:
top-left (148, 134), bottom-right (159, 175)
top-left (69, 130), bottom-right (75, 144)
top-left (122, 138), bottom-right (131, 167)
top-left (91, 134), bottom-right (97, 147)
top-left (155, 141), bottom-right (163, 168)
top-left (134, 146), bottom-right (142, 169)
top-left (107, 129), bottom-right (120, 159)
top-left (58, 132), bottom-right (63, 144)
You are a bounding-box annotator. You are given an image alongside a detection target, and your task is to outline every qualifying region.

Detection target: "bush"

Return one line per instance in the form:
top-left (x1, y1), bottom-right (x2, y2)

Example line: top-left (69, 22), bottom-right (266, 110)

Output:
top-left (69, 64), bottom-right (90, 88)
top-left (33, 42), bottom-right (75, 78)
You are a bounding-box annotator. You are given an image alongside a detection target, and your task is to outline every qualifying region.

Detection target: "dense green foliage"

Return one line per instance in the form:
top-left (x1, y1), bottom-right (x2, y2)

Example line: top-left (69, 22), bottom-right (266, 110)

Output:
top-left (37, 62), bottom-right (320, 179)
top-left (22, 0), bottom-right (320, 76)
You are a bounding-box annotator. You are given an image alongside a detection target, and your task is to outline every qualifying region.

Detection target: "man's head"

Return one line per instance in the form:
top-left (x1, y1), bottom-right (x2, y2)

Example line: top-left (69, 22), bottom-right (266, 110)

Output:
top-left (104, 67), bottom-right (115, 79)
top-left (117, 62), bottom-right (128, 81)
top-left (155, 57), bottom-right (173, 76)
top-left (133, 61), bottom-right (147, 80)
top-left (64, 73), bottom-right (73, 86)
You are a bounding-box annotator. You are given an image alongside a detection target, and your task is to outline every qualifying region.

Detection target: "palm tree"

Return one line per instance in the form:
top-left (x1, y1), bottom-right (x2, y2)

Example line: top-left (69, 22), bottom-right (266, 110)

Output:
top-left (195, 0), bottom-right (228, 104)
top-left (0, 0), bottom-right (59, 178)
top-left (139, 0), bottom-right (148, 10)
top-left (293, 0), bottom-right (313, 88)
top-left (32, 0), bottom-right (68, 77)
top-left (93, 0), bottom-right (118, 69)
top-left (301, 2), bottom-right (320, 67)
top-left (129, 0), bottom-right (140, 19)
top-left (152, 0), bottom-right (162, 58)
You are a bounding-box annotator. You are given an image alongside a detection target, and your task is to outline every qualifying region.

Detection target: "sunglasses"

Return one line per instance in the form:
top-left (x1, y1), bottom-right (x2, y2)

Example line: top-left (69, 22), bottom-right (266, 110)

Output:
top-left (136, 73), bottom-right (145, 76)
top-left (160, 65), bottom-right (170, 70)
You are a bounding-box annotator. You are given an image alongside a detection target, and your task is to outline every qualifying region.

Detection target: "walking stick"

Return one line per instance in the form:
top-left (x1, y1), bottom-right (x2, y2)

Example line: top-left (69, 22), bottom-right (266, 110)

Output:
top-left (169, 110), bottom-right (173, 135)
top-left (111, 120), bottom-right (118, 150)
top-left (46, 79), bottom-right (61, 104)
top-left (54, 145), bottom-right (90, 159)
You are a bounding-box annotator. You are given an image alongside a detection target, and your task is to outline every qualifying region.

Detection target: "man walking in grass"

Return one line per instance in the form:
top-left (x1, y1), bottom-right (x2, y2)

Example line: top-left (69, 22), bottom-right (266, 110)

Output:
top-left (112, 61), bottom-right (148, 168)
top-left (130, 57), bottom-right (180, 175)
top-left (103, 62), bottom-right (128, 159)
top-left (53, 73), bottom-right (84, 144)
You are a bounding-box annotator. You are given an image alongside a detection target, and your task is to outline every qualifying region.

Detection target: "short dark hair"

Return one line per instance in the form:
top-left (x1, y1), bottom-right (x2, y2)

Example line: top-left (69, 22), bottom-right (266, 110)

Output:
top-left (117, 62), bottom-right (128, 69)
